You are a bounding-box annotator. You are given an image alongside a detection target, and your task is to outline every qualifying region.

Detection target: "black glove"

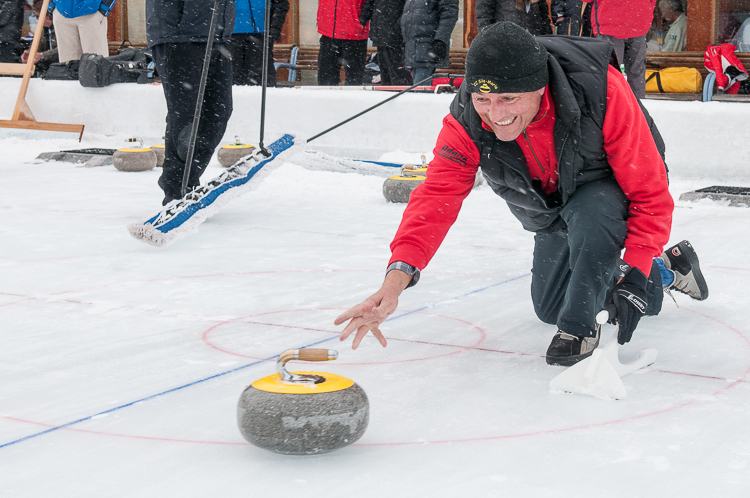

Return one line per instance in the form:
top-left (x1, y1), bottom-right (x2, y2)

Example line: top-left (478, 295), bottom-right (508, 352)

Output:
top-left (613, 267), bottom-right (649, 345)
top-left (432, 40), bottom-right (447, 60)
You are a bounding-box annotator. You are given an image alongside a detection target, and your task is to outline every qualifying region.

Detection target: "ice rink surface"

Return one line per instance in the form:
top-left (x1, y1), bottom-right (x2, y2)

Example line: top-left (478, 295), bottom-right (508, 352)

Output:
top-left (1, 126), bottom-right (749, 497)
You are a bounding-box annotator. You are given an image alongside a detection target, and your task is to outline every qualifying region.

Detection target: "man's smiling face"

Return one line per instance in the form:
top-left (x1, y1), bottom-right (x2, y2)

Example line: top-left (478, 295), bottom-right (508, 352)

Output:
top-left (471, 89), bottom-right (545, 142)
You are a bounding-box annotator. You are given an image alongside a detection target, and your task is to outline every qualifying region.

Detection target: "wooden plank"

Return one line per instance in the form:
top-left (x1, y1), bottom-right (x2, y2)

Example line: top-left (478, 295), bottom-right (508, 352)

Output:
top-left (0, 63), bottom-right (27, 76)
top-left (0, 120), bottom-right (85, 138)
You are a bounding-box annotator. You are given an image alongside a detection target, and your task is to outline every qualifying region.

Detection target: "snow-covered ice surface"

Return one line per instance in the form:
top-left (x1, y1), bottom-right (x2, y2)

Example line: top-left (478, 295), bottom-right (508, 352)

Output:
top-left (1, 85), bottom-right (750, 497)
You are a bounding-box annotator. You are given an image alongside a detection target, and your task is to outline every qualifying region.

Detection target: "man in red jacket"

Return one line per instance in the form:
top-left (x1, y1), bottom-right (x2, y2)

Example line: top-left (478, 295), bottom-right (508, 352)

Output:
top-left (335, 22), bottom-right (708, 366)
top-left (583, 0), bottom-right (656, 98)
top-left (317, 0), bottom-right (369, 85)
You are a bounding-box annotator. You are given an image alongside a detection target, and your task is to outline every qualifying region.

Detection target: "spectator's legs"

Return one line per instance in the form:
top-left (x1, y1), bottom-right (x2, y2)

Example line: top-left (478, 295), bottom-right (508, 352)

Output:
top-left (596, 34), bottom-right (647, 98)
top-left (231, 33), bottom-right (251, 85)
top-left (244, 33), bottom-right (276, 86)
top-left (318, 35), bottom-right (342, 85)
top-left (377, 45), bottom-right (411, 85)
top-left (53, 9), bottom-right (83, 62)
top-left (153, 42), bottom-right (233, 204)
top-left (76, 12), bottom-right (109, 58)
top-left (341, 39), bottom-right (367, 85)
top-left (624, 35), bottom-right (647, 99)
top-left (0, 42), bottom-right (15, 63)
top-left (412, 66), bottom-right (435, 85)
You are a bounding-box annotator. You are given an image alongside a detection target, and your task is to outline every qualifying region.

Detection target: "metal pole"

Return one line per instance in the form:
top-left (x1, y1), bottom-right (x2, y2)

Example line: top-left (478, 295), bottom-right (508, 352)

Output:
top-left (307, 75), bottom-right (435, 143)
top-left (259, 0), bottom-right (273, 155)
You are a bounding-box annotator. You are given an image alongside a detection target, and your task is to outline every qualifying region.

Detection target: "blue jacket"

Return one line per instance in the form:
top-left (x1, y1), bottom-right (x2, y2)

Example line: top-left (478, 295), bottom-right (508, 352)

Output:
top-left (234, 0), bottom-right (288, 40)
top-left (50, 0), bottom-right (117, 18)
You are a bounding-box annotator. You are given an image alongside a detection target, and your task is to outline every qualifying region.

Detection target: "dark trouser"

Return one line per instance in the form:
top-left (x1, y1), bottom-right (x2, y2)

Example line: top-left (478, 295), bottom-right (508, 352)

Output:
top-left (596, 34), bottom-right (647, 99)
top-left (376, 45), bottom-right (411, 85)
top-left (317, 35), bottom-right (367, 86)
top-left (153, 42), bottom-right (233, 204)
top-left (0, 42), bottom-right (16, 63)
top-left (531, 178), bottom-right (663, 338)
top-left (231, 33), bottom-right (276, 87)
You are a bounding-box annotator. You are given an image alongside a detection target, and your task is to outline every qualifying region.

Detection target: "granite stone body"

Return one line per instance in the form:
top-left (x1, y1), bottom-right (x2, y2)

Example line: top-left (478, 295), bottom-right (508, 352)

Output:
top-left (237, 383), bottom-right (369, 455)
top-left (113, 150), bottom-right (157, 172)
top-left (150, 146), bottom-right (165, 167)
top-left (383, 177), bottom-right (424, 203)
top-left (217, 146), bottom-right (254, 167)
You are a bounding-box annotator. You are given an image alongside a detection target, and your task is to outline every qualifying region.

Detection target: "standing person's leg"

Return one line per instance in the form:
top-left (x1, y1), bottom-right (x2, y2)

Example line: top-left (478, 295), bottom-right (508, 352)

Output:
top-left (376, 48), bottom-right (393, 85)
top-left (153, 42), bottom-right (206, 204)
top-left (231, 33), bottom-right (251, 85)
top-left (377, 45), bottom-right (411, 85)
top-left (341, 39), bottom-right (367, 85)
top-left (259, 33), bottom-right (277, 87)
top-left (624, 35), bottom-right (647, 99)
top-left (76, 11), bottom-right (109, 57)
top-left (52, 9), bottom-right (83, 62)
top-left (317, 35), bottom-right (342, 85)
top-left (186, 43), bottom-right (233, 188)
top-left (246, 33), bottom-right (276, 87)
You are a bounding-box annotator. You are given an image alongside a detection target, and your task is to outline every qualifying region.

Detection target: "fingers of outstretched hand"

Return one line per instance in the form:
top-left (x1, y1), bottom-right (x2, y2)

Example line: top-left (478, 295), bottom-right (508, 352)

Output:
top-left (336, 304), bottom-right (390, 348)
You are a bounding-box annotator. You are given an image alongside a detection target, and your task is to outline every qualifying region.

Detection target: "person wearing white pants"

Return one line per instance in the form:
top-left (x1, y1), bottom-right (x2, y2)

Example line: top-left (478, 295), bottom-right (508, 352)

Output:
top-left (50, 0), bottom-right (116, 63)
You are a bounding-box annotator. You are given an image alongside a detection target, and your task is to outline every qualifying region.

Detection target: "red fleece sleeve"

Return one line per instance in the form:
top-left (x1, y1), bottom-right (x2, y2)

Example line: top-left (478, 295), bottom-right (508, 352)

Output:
top-left (389, 114), bottom-right (480, 270)
top-left (603, 66), bottom-right (674, 274)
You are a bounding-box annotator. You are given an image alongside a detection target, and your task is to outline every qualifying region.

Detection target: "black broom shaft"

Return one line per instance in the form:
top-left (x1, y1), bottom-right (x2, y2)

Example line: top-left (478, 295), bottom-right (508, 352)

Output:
top-left (259, 0), bottom-right (272, 153)
top-left (181, 0), bottom-right (222, 197)
top-left (307, 75), bottom-right (435, 143)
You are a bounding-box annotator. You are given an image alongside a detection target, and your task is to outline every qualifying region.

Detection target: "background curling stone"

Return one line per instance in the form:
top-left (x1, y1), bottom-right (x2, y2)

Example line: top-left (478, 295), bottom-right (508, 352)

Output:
top-left (383, 162), bottom-right (427, 203)
top-left (113, 147), bottom-right (157, 172)
top-left (218, 143), bottom-right (255, 167)
top-left (238, 348), bottom-right (369, 455)
top-left (149, 144), bottom-right (165, 167)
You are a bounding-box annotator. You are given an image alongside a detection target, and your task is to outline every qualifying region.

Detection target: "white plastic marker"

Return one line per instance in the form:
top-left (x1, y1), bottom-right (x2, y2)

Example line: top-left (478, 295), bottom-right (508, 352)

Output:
top-left (549, 307), bottom-right (658, 400)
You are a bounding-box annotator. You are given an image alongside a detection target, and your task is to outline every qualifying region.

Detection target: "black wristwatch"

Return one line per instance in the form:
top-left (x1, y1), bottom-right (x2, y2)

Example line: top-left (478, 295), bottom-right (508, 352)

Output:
top-left (386, 261), bottom-right (421, 288)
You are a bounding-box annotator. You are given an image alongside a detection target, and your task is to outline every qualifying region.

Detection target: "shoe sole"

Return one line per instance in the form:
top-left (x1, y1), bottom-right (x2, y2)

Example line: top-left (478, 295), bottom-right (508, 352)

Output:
top-left (679, 241), bottom-right (709, 301)
top-left (545, 348), bottom-right (595, 367)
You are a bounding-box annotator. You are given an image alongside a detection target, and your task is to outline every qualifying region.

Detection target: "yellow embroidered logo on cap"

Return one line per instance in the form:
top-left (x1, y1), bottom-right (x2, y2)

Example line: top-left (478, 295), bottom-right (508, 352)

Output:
top-left (473, 78), bottom-right (499, 93)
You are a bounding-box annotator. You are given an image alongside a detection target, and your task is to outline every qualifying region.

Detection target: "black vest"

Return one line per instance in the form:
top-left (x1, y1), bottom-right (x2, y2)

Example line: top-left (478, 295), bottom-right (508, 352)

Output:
top-left (449, 36), bottom-right (666, 233)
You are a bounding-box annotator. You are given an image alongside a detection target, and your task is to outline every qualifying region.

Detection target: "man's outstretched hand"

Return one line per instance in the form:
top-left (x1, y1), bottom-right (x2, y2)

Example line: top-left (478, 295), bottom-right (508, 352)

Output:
top-left (334, 270), bottom-right (413, 349)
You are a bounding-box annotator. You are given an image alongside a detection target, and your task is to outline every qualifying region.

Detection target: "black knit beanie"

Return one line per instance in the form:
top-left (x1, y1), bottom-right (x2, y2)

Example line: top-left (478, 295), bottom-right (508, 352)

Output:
top-left (465, 22), bottom-right (549, 94)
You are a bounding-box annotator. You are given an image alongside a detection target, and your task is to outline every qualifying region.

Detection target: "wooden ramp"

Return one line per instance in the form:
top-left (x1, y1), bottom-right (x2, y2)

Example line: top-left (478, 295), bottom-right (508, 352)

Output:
top-left (0, 0), bottom-right (84, 140)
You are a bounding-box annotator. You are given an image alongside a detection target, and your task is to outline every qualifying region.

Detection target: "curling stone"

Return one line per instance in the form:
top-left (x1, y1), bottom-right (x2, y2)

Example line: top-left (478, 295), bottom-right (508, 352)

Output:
top-left (149, 144), bottom-right (165, 167)
top-left (383, 160), bottom-right (427, 203)
top-left (113, 138), bottom-right (157, 172)
top-left (238, 348), bottom-right (369, 455)
top-left (218, 137), bottom-right (255, 167)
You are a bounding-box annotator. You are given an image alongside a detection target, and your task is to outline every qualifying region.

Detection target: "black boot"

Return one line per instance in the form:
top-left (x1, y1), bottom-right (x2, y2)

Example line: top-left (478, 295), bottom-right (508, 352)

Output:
top-left (660, 240), bottom-right (709, 301)
top-left (545, 326), bottom-right (600, 366)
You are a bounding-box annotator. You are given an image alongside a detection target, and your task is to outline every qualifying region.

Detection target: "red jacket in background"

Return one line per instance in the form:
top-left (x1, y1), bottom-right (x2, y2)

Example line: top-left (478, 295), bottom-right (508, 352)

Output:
top-left (583, 0), bottom-right (656, 39)
top-left (317, 0), bottom-right (370, 40)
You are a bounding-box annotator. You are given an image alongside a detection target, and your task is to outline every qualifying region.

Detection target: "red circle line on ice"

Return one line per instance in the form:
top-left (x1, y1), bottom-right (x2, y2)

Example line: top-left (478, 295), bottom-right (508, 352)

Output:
top-left (202, 308), bottom-right (489, 365)
top-left (2, 308), bottom-right (749, 448)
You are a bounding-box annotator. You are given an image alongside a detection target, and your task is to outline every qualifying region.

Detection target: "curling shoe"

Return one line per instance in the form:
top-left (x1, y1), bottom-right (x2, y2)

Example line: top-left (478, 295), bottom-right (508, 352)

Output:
top-left (660, 240), bottom-right (709, 301)
top-left (545, 325), bottom-right (600, 367)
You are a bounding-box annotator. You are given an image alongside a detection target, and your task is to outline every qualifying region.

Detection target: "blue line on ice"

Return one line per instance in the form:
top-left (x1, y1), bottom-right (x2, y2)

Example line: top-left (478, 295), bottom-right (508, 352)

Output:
top-left (0, 273), bottom-right (529, 449)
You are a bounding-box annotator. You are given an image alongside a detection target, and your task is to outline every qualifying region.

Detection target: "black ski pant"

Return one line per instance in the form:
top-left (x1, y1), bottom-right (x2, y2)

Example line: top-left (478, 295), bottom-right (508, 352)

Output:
top-left (153, 42), bottom-right (233, 204)
top-left (376, 45), bottom-right (411, 85)
top-left (530, 178), bottom-right (663, 338)
top-left (317, 35), bottom-right (367, 86)
top-left (231, 33), bottom-right (276, 87)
